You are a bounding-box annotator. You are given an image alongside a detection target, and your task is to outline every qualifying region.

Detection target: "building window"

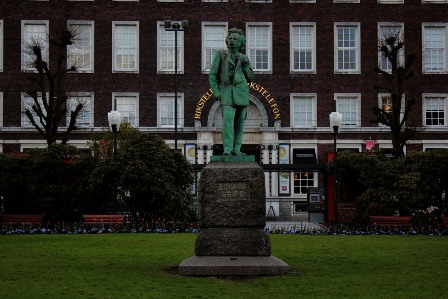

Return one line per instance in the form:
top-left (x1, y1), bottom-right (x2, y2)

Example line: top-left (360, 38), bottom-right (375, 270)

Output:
top-left (157, 93), bottom-right (184, 127)
top-left (67, 93), bottom-right (93, 128)
top-left (68, 21), bottom-right (94, 73)
top-left (377, 93), bottom-right (405, 127)
top-left (112, 93), bottom-right (138, 127)
top-left (293, 171), bottom-right (316, 195)
top-left (335, 94), bottom-right (361, 127)
top-left (381, 95), bottom-right (393, 113)
top-left (246, 23), bottom-right (272, 73)
top-left (290, 23), bottom-right (316, 73)
top-left (21, 20), bottom-right (49, 72)
top-left (112, 22), bottom-right (139, 73)
top-left (424, 94), bottom-right (447, 126)
top-left (334, 23), bottom-right (360, 74)
top-left (378, 23), bottom-right (404, 72)
top-left (22, 93), bottom-right (46, 128)
top-left (0, 20), bottom-right (3, 72)
top-left (157, 0), bottom-right (184, 2)
top-left (158, 21), bottom-right (185, 74)
top-left (246, 0), bottom-right (272, 2)
top-left (290, 0), bottom-right (316, 2)
top-left (423, 24), bottom-right (447, 73)
top-left (202, 0), bottom-right (228, 2)
top-left (291, 94), bottom-right (317, 127)
top-left (202, 22), bottom-right (227, 73)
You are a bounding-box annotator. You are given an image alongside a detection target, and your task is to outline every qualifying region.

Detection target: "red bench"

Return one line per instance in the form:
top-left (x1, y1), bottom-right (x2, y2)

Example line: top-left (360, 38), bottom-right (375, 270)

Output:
top-left (0, 214), bottom-right (42, 225)
top-left (82, 214), bottom-right (125, 224)
top-left (369, 216), bottom-right (412, 228)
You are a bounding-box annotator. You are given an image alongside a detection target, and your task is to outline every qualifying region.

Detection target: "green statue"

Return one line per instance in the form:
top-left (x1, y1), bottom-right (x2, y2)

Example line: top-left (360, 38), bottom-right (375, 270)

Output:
top-left (209, 28), bottom-right (254, 156)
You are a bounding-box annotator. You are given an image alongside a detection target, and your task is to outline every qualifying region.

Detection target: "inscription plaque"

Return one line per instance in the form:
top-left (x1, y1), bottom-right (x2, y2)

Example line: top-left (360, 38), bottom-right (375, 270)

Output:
top-left (218, 182), bottom-right (249, 200)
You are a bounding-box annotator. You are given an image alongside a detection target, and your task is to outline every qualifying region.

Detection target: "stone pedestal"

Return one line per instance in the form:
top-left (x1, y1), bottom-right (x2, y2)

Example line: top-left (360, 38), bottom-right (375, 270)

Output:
top-left (179, 159), bottom-right (289, 276)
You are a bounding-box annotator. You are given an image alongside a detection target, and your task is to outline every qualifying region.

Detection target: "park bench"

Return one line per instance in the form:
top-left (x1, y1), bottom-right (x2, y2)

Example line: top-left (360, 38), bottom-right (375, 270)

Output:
top-left (0, 214), bottom-right (42, 225)
top-left (82, 214), bottom-right (125, 224)
top-left (369, 216), bottom-right (412, 228)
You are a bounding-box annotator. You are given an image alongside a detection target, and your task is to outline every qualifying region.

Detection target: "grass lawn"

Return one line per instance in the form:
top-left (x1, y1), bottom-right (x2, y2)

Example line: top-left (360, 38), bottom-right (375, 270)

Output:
top-left (0, 234), bottom-right (447, 299)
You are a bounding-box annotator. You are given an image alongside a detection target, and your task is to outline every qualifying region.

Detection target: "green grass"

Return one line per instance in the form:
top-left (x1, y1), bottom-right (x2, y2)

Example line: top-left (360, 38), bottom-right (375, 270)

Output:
top-left (0, 234), bottom-right (447, 299)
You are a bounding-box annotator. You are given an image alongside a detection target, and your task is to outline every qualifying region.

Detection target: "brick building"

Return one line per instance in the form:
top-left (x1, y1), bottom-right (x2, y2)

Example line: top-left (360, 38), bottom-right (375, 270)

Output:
top-left (0, 0), bottom-right (447, 221)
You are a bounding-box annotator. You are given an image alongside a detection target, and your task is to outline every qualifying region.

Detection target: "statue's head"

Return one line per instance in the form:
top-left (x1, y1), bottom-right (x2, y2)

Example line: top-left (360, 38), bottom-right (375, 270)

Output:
top-left (226, 28), bottom-right (246, 53)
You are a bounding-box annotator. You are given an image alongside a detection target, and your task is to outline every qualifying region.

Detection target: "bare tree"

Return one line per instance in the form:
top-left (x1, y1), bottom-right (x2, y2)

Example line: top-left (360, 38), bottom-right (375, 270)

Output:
top-left (22, 24), bottom-right (83, 145)
top-left (374, 29), bottom-right (419, 158)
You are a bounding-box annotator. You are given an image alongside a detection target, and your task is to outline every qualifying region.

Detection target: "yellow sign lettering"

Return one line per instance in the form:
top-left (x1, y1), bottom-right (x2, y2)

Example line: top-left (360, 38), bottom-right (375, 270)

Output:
top-left (194, 83), bottom-right (281, 121)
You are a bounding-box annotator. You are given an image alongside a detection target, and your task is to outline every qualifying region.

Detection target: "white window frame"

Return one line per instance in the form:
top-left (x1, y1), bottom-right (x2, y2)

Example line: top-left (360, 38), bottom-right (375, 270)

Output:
top-left (67, 20), bottom-right (94, 73)
top-left (423, 93), bottom-right (447, 127)
top-left (246, 22), bottom-right (273, 74)
top-left (202, 22), bottom-right (227, 73)
top-left (0, 20), bottom-right (3, 72)
top-left (378, 22), bottom-right (404, 73)
top-left (67, 92), bottom-right (94, 128)
top-left (293, 170), bottom-right (317, 195)
top-left (290, 22), bottom-right (316, 74)
top-left (290, 93), bottom-right (317, 128)
top-left (157, 0), bottom-right (184, 2)
top-left (21, 93), bottom-right (47, 128)
top-left (112, 21), bottom-right (139, 73)
top-left (157, 93), bottom-right (184, 128)
top-left (422, 0), bottom-right (448, 3)
top-left (335, 93), bottom-right (361, 127)
top-left (202, 0), bottom-right (228, 2)
top-left (422, 23), bottom-right (448, 74)
top-left (112, 92), bottom-right (139, 127)
top-left (157, 21), bottom-right (185, 74)
top-left (21, 20), bottom-right (49, 72)
top-left (334, 23), bottom-right (361, 74)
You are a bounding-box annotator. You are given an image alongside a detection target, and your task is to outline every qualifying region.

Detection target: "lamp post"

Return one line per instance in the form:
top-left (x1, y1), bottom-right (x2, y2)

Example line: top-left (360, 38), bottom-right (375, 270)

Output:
top-left (108, 111), bottom-right (122, 159)
top-left (164, 20), bottom-right (188, 151)
top-left (329, 112), bottom-right (342, 224)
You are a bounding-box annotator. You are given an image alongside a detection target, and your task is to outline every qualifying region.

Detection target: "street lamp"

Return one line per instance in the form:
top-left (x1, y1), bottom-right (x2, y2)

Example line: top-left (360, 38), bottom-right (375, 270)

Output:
top-left (329, 112), bottom-right (342, 224)
top-left (164, 20), bottom-right (188, 151)
top-left (108, 111), bottom-right (122, 159)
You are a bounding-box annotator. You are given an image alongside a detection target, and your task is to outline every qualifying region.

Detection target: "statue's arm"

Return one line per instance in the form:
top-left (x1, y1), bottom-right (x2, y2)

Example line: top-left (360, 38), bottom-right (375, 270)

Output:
top-left (209, 51), bottom-right (222, 101)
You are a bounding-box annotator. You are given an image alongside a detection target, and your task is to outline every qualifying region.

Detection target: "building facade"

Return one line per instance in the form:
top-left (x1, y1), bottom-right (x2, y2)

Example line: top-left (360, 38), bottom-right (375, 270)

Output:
top-left (0, 0), bottom-right (447, 221)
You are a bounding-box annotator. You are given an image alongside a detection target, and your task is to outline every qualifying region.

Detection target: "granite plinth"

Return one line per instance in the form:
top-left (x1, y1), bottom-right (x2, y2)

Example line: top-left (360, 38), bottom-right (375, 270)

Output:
top-left (180, 161), bottom-right (289, 277)
top-left (198, 162), bottom-right (266, 228)
top-left (179, 256), bottom-right (290, 277)
top-left (195, 228), bottom-right (271, 256)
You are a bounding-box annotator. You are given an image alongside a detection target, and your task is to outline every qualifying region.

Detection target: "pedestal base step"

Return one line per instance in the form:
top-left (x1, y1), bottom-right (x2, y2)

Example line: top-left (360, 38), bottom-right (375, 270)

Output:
top-left (179, 255), bottom-right (289, 277)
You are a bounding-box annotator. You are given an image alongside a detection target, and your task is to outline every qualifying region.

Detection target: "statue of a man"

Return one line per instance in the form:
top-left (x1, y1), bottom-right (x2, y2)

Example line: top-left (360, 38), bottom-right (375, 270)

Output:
top-left (209, 28), bottom-right (254, 156)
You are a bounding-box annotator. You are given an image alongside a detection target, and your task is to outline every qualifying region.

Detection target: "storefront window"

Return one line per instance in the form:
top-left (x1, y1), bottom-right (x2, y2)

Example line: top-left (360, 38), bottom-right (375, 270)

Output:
top-left (293, 171), bottom-right (315, 194)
